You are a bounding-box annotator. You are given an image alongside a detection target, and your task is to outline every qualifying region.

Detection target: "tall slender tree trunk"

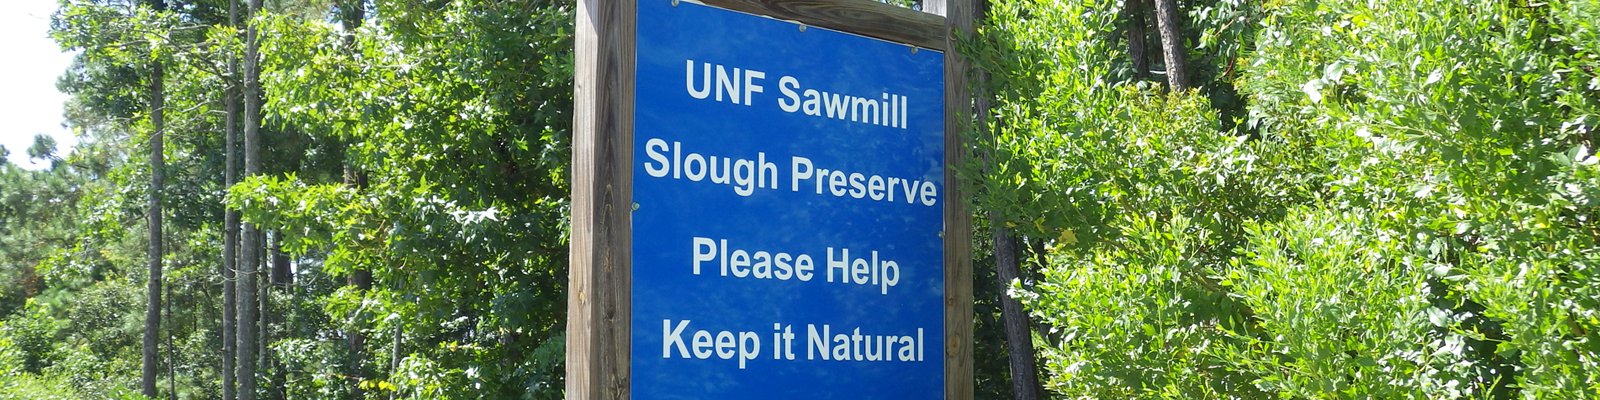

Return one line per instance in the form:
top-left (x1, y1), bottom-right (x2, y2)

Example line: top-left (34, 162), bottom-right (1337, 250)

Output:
top-left (258, 229), bottom-right (268, 370)
top-left (335, 5), bottom-right (372, 397)
top-left (258, 230), bottom-right (271, 396)
top-left (347, 265), bottom-right (370, 399)
top-left (142, 60), bottom-right (166, 400)
top-left (992, 223), bottom-right (1040, 400)
top-left (1125, 0), bottom-right (1149, 80)
top-left (388, 321), bottom-right (401, 400)
top-left (222, 1), bottom-right (241, 398)
top-left (237, 0), bottom-right (265, 397)
top-left (1152, 0), bottom-right (1190, 91)
top-left (268, 232), bottom-right (289, 400)
top-left (972, 38), bottom-right (1041, 397)
top-left (166, 275), bottom-right (176, 400)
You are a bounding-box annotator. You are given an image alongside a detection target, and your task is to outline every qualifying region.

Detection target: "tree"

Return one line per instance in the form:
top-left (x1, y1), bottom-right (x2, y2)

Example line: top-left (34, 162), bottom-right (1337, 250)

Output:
top-left (0, 150), bottom-right (87, 321)
top-left (133, 0), bottom-right (169, 396)
top-left (332, 3), bottom-right (373, 396)
top-left (223, 0), bottom-right (242, 398)
top-left (142, 47), bottom-right (166, 400)
top-left (238, 0), bottom-right (264, 398)
top-left (20, 0), bottom-right (593, 398)
top-left (1150, 0), bottom-right (1187, 90)
top-left (54, 0), bottom-right (241, 396)
top-left (964, 0), bottom-right (1600, 397)
top-left (990, 226), bottom-right (1040, 400)
top-left (231, 0), bottom-right (576, 397)
top-left (1122, 0), bottom-right (1149, 80)
top-left (26, 135), bottom-right (62, 168)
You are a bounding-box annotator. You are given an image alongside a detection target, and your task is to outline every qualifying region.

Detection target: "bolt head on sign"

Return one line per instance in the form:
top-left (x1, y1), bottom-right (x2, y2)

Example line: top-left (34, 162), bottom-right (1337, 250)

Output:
top-left (631, 0), bottom-right (946, 398)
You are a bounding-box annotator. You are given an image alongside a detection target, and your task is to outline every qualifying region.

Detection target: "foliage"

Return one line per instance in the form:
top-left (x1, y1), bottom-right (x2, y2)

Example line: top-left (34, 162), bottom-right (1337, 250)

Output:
top-left (226, 0), bottom-right (576, 398)
top-left (1, 0), bottom-right (583, 398)
top-left (0, 372), bottom-right (83, 400)
top-left (0, 163), bottom-right (82, 318)
top-left (966, 0), bottom-right (1600, 397)
top-left (10, 0), bottom-right (581, 397)
top-left (11, 0), bottom-right (1593, 397)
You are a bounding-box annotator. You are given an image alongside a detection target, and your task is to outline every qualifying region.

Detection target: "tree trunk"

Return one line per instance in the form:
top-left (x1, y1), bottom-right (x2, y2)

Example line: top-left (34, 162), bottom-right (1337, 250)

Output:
top-left (1125, 0), bottom-right (1149, 80)
top-left (142, 60), bottom-right (165, 400)
top-left (258, 230), bottom-right (269, 390)
top-left (992, 223), bottom-right (1040, 400)
top-left (338, 0), bottom-right (364, 51)
top-left (257, 230), bottom-right (267, 389)
top-left (347, 265), bottom-right (371, 399)
top-left (270, 233), bottom-right (291, 290)
top-left (222, 1), bottom-right (241, 398)
top-left (388, 321), bottom-right (402, 400)
top-left (1152, 0), bottom-right (1190, 91)
top-left (238, 0), bottom-right (264, 397)
top-left (259, 231), bottom-right (272, 397)
top-left (335, 5), bottom-right (371, 397)
top-left (268, 231), bottom-right (289, 400)
top-left (166, 274), bottom-right (176, 400)
top-left (1146, 0), bottom-right (1164, 68)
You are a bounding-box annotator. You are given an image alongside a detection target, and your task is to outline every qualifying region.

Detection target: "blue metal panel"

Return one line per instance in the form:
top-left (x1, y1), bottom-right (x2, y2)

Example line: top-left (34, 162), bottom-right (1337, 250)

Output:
top-left (631, 1), bottom-right (945, 398)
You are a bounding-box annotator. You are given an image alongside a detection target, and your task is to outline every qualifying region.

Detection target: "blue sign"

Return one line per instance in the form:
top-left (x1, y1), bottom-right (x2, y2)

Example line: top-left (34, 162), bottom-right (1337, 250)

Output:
top-left (631, 0), bottom-right (946, 398)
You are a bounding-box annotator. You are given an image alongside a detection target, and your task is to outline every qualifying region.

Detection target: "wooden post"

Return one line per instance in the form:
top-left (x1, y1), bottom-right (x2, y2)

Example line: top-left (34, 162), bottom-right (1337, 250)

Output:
top-left (568, 0), bottom-right (636, 396)
top-left (925, 0), bottom-right (976, 398)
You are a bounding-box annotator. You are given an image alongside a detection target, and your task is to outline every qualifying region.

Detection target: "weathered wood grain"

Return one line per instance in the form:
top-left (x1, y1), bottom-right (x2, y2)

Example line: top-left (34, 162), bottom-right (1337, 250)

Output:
top-left (690, 0), bottom-right (948, 51)
top-left (568, 0), bottom-right (636, 396)
top-left (927, 0), bottom-right (975, 398)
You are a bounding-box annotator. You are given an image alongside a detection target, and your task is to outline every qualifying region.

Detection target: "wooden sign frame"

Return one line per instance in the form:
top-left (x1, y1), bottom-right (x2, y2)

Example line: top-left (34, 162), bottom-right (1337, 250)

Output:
top-left (568, 0), bottom-right (975, 397)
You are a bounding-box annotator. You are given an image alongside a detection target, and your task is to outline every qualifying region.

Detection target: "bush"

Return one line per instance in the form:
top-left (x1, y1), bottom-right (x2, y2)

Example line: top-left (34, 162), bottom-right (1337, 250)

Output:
top-left (968, 0), bottom-right (1600, 396)
top-left (0, 373), bottom-right (80, 400)
top-left (0, 300), bottom-right (63, 376)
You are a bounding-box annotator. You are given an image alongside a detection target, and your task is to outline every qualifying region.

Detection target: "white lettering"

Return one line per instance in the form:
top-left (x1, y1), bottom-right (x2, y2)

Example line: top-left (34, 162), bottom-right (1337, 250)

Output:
top-left (778, 76), bottom-right (801, 112)
top-left (743, 70), bottom-right (765, 106)
top-left (686, 60), bottom-right (710, 99)
top-left (644, 138), bottom-right (670, 178)
top-left (663, 319), bottom-right (690, 358)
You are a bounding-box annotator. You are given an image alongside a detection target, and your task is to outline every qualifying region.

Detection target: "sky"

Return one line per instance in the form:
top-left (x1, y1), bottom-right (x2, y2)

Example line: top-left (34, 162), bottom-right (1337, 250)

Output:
top-left (0, 0), bottom-right (79, 170)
